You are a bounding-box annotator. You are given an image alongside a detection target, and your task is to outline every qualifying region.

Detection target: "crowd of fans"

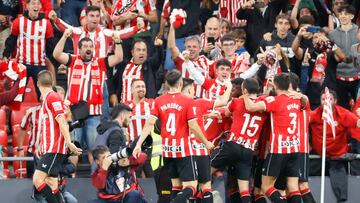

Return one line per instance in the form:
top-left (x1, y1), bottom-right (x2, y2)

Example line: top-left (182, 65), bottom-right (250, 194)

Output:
top-left (1, 0), bottom-right (360, 202)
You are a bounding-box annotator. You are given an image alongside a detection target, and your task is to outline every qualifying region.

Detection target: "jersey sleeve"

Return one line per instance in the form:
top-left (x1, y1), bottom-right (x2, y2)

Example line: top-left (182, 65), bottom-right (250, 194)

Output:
top-left (45, 20), bottom-right (54, 38)
top-left (174, 56), bottom-right (185, 71)
top-left (161, 0), bottom-right (170, 18)
top-left (11, 18), bottom-right (20, 36)
top-left (20, 108), bottom-right (32, 129)
top-left (263, 96), bottom-right (276, 112)
top-left (47, 93), bottom-right (65, 118)
top-left (342, 109), bottom-right (359, 128)
top-left (151, 101), bottom-right (159, 118)
top-left (186, 98), bottom-right (197, 121)
top-left (202, 78), bottom-right (214, 90)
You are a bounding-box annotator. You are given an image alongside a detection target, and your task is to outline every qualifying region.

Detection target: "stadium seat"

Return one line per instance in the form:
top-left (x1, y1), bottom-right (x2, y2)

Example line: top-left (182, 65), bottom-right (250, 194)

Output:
top-left (0, 130), bottom-right (8, 171)
top-left (0, 106), bottom-right (7, 132)
top-left (12, 147), bottom-right (28, 179)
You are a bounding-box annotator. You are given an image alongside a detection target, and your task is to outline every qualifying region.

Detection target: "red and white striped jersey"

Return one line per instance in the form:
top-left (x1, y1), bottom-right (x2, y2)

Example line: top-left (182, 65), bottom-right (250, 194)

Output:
top-left (54, 18), bottom-right (137, 58)
top-left (112, 0), bottom-right (156, 31)
top-left (209, 53), bottom-right (251, 79)
top-left (174, 55), bottom-right (213, 98)
top-left (121, 61), bottom-right (144, 103)
top-left (298, 103), bottom-right (310, 153)
top-left (11, 16), bottom-right (53, 66)
top-left (20, 105), bottom-right (41, 154)
top-left (218, 0), bottom-right (247, 26)
top-left (161, 0), bottom-right (170, 19)
top-left (203, 78), bottom-right (227, 100)
top-left (264, 95), bottom-right (302, 154)
top-left (190, 99), bottom-right (215, 156)
top-left (151, 93), bottom-right (197, 158)
top-left (205, 108), bottom-right (231, 147)
top-left (226, 98), bottom-right (267, 151)
top-left (126, 98), bottom-right (155, 141)
top-left (39, 91), bottom-right (67, 155)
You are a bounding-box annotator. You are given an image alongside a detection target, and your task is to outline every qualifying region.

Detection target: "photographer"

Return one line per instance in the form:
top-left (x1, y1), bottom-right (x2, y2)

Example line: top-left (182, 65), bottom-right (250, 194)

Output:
top-left (89, 145), bottom-right (147, 203)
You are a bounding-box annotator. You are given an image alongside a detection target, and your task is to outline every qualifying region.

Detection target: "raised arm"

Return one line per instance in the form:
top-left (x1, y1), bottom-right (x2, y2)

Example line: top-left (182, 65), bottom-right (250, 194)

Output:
top-left (244, 95), bottom-right (266, 112)
top-left (107, 33), bottom-right (123, 67)
top-left (167, 25), bottom-right (181, 59)
top-left (290, 0), bottom-right (301, 29)
top-left (53, 29), bottom-right (72, 65)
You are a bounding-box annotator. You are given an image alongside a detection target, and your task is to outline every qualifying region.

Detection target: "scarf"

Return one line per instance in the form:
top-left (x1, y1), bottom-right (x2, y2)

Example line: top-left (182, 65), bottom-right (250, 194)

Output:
top-left (67, 56), bottom-right (104, 105)
top-left (0, 60), bottom-right (27, 103)
top-left (310, 52), bottom-right (327, 84)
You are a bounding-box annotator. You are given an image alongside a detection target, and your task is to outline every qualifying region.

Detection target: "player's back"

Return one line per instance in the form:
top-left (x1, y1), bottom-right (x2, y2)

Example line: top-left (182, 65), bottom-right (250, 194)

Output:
top-left (153, 93), bottom-right (197, 158)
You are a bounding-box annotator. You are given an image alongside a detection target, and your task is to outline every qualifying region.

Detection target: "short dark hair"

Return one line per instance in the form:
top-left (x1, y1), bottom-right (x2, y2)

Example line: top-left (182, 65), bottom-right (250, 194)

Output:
top-left (231, 77), bottom-right (244, 86)
top-left (298, 15), bottom-right (315, 26)
top-left (274, 73), bottom-right (290, 91)
top-left (231, 29), bottom-right (247, 40)
top-left (275, 14), bottom-right (291, 24)
top-left (165, 70), bottom-right (182, 87)
top-left (38, 70), bottom-right (53, 87)
top-left (131, 79), bottom-right (145, 87)
top-left (221, 34), bottom-right (236, 44)
top-left (338, 4), bottom-right (355, 15)
top-left (92, 145), bottom-right (109, 161)
top-left (86, 6), bottom-right (101, 15)
top-left (216, 59), bottom-right (232, 69)
top-left (111, 103), bottom-right (132, 120)
top-left (288, 72), bottom-right (299, 90)
top-left (321, 88), bottom-right (338, 101)
top-left (182, 78), bottom-right (194, 91)
top-left (242, 78), bottom-right (259, 94)
top-left (131, 39), bottom-right (147, 51)
top-left (78, 37), bottom-right (93, 49)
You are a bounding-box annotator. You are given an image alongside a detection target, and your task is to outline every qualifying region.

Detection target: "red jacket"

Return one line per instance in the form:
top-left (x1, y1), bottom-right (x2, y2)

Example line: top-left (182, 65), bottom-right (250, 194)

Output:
top-left (310, 105), bottom-right (360, 158)
top-left (91, 152), bottom-right (147, 199)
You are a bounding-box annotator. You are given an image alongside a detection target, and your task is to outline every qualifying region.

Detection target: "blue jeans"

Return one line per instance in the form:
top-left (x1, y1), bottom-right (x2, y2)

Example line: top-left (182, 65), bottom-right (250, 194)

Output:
top-left (101, 82), bottom-right (111, 120)
top-left (164, 37), bottom-right (186, 70)
top-left (34, 190), bottom-right (78, 203)
top-left (87, 190), bottom-right (147, 203)
top-left (74, 116), bottom-right (101, 150)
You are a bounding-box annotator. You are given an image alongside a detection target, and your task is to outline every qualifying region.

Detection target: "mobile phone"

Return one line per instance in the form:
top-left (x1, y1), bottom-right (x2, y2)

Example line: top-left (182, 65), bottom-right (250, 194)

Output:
top-left (132, 9), bottom-right (138, 14)
top-left (306, 26), bottom-right (321, 33)
top-left (207, 37), bottom-right (215, 45)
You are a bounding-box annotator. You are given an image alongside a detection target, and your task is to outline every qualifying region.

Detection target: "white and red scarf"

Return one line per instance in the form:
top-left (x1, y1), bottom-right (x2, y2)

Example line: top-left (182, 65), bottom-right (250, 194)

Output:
top-left (0, 60), bottom-right (27, 103)
top-left (67, 57), bottom-right (104, 105)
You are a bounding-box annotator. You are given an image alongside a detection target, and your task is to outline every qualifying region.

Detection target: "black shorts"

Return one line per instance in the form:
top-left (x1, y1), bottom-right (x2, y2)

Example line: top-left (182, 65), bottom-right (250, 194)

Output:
top-left (253, 158), bottom-right (264, 188)
top-left (262, 153), bottom-right (301, 178)
top-left (299, 153), bottom-right (309, 182)
top-left (36, 153), bottom-right (67, 177)
top-left (163, 156), bottom-right (198, 182)
top-left (195, 156), bottom-right (211, 183)
top-left (211, 142), bottom-right (253, 180)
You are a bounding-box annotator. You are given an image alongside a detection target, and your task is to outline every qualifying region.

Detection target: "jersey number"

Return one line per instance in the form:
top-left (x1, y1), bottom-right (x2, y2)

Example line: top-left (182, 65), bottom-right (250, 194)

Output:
top-left (287, 112), bottom-right (297, 134)
top-left (240, 113), bottom-right (262, 137)
top-left (166, 113), bottom-right (176, 136)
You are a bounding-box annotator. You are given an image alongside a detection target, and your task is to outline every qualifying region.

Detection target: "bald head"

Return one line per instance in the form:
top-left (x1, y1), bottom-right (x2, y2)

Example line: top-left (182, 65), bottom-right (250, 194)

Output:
top-left (205, 17), bottom-right (221, 39)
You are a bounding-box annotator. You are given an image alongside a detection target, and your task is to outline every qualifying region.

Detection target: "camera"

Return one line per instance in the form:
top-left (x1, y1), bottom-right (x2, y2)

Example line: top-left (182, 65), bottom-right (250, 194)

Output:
top-left (68, 120), bottom-right (85, 132)
top-left (110, 147), bottom-right (132, 162)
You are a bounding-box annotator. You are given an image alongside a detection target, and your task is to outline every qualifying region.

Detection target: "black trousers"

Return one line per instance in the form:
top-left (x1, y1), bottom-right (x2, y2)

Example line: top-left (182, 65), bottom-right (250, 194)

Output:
top-left (310, 157), bottom-right (348, 202)
top-left (335, 79), bottom-right (359, 110)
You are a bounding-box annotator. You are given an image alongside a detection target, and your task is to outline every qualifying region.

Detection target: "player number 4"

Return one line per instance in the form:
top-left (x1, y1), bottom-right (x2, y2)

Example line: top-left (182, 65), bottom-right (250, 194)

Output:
top-left (166, 113), bottom-right (176, 136)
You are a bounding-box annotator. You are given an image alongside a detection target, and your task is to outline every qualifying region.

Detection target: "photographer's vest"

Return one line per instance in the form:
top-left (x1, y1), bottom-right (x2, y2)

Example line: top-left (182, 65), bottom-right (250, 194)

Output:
top-left (150, 130), bottom-right (163, 170)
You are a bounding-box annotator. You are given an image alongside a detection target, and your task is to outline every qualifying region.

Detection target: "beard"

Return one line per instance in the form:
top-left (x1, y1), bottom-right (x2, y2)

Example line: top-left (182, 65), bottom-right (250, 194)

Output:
top-left (122, 118), bottom-right (130, 128)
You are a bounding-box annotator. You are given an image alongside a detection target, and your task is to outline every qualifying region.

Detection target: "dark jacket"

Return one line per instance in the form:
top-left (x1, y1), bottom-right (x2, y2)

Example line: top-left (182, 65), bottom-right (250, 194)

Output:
top-left (236, 0), bottom-right (288, 56)
top-left (96, 120), bottom-right (126, 154)
top-left (171, 0), bottom-right (201, 38)
top-left (112, 45), bottom-right (163, 101)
